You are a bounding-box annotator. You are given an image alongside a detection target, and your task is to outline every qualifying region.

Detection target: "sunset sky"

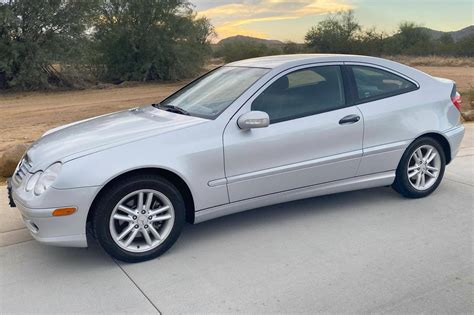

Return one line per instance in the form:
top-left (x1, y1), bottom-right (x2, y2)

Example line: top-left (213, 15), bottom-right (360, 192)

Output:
top-left (194, 0), bottom-right (474, 42)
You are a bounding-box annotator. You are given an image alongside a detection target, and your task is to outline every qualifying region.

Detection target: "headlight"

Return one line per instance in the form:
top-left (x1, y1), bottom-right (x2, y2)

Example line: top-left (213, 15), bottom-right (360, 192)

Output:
top-left (34, 162), bottom-right (62, 196)
top-left (26, 172), bottom-right (43, 192)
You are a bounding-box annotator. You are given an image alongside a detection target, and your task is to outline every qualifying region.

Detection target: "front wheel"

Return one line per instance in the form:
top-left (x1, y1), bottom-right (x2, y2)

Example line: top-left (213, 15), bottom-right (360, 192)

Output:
top-left (93, 175), bottom-right (185, 262)
top-left (392, 137), bottom-right (446, 198)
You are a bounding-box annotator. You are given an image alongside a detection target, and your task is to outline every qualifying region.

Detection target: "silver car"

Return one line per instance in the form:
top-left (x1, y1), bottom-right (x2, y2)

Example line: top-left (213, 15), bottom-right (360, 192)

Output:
top-left (8, 54), bottom-right (465, 262)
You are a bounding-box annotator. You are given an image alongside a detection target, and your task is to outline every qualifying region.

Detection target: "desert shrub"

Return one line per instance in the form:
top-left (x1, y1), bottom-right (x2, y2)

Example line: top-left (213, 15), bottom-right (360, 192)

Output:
top-left (0, 0), bottom-right (214, 89)
top-left (455, 34), bottom-right (474, 57)
top-left (353, 28), bottom-right (387, 56)
top-left (390, 22), bottom-right (434, 55)
top-left (282, 41), bottom-right (305, 54)
top-left (304, 12), bottom-right (472, 58)
top-left (434, 33), bottom-right (456, 55)
top-left (215, 41), bottom-right (282, 63)
top-left (305, 10), bottom-right (360, 54)
top-left (92, 0), bottom-right (214, 83)
top-left (0, 0), bottom-right (96, 89)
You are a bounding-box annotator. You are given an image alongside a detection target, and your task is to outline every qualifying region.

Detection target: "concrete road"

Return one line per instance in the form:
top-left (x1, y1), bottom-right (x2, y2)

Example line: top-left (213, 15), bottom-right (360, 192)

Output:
top-left (1, 124), bottom-right (473, 314)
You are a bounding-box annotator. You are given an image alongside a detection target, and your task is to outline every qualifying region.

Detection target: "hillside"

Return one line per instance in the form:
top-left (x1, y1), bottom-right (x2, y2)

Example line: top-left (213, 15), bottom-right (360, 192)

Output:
top-left (217, 26), bottom-right (474, 46)
top-left (420, 25), bottom-right (474, 41)
top-left (217, 35), bottom-right (283, 46)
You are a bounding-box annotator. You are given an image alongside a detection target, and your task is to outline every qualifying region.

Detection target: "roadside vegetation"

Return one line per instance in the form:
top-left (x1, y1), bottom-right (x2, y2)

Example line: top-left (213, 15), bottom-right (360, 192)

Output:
top-left (0, 0), bottom-right (214, 90)
top-left (215, 11), bottom-right (473, 63)
top-left (1, 2), bottom-right (472, 91)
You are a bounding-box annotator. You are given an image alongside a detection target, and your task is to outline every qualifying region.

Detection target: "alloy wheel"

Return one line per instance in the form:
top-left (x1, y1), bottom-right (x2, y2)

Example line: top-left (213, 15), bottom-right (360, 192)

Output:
top-left (109, 189), bottom-right (175, 253)
top-left (407, 145), bottom-right (442, 191)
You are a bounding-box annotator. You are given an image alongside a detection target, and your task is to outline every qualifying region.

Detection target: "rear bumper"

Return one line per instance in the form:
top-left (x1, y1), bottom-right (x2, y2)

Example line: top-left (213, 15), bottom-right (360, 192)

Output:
top-left (444, 124), bottom-right (465, 161)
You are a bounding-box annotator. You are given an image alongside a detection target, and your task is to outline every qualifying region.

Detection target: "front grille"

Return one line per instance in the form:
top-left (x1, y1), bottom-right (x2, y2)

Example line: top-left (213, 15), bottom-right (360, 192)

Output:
top-left (13, 155), bottom-right (32, 186)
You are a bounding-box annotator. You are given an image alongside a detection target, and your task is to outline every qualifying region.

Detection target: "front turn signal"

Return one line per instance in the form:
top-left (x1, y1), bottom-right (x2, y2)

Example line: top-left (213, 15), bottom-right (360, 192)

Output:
top-left (52, 207), bottom-right (77, 217)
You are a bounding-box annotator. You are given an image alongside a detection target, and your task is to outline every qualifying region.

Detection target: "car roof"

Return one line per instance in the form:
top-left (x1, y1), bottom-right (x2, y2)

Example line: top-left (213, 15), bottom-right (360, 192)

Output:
top-left (225, 54), bottom-right (431, 84)
top-left (226, 54), bottom-right (391, 69)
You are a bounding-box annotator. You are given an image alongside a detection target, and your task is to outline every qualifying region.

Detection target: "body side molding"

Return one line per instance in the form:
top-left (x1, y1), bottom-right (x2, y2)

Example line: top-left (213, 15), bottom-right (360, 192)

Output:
top-left (195, 171), bottom-right (395, 223)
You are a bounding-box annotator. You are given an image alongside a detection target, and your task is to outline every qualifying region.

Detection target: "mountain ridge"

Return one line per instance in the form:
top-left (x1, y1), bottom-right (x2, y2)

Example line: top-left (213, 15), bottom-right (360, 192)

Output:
top-left (217, 26), bottom-right (474, 45)
top-left (419, 25), bottom-right (474, 41)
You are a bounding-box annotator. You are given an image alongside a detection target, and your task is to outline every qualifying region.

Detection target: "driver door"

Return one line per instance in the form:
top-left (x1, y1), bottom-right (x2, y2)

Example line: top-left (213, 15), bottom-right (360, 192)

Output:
top-left (223, 64), bottom-right (364, 202)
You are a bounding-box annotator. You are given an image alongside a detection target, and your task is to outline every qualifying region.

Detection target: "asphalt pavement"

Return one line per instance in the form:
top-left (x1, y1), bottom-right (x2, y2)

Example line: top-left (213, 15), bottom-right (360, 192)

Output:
top-left (1, 124), bottom-right (472, 314)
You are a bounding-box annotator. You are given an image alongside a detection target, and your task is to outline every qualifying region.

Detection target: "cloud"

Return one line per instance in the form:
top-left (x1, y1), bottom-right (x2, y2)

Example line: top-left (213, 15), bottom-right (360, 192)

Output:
top-left (197, 0), bottom-right (353, 40)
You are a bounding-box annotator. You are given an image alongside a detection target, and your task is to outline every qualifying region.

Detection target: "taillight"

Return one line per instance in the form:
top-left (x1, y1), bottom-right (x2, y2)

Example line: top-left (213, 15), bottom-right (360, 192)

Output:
top-left (451, 92), bottom-right (462, 111)
top-left (451, 84), bottom-right (462, 111)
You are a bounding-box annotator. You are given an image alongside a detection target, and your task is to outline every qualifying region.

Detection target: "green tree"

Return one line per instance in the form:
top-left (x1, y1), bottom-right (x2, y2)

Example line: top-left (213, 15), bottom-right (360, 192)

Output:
top-left (92, 0), bottom-right (214, 82)
top-left (354, 28), bottom-right (386, 56)
top-left (305, 10), bottom-right (360, 53)
top-left (390, 22), bottom-right (434, 55)
top-left (435, 33), bottom-right (455, 55)
top-left (0, 3), bottom-right (17, 88)
top-left (455, 34), bottom-right (474, 56)
top-left (0, 0), bottom-right (96, 89)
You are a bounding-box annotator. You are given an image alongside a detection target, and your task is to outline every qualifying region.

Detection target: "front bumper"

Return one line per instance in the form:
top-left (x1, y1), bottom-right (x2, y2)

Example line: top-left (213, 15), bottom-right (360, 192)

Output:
top-left (14, 199), bottom-right (88, 247)
top-left (8, 180), bottom-right (100, 248)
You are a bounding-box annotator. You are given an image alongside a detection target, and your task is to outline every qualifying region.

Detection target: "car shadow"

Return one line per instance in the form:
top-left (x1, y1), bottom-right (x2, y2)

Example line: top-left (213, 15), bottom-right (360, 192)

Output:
top-left (29, 186), bottom-right (400, 264)
top-left (172, 186), bottom-right (400, 253)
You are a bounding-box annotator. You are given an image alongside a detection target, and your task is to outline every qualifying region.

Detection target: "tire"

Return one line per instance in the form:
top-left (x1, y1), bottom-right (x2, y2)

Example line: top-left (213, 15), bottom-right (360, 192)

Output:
top-left (392, 137), bottom-right (446, 198)
top-left (92, 174), bottom-right (185, 263)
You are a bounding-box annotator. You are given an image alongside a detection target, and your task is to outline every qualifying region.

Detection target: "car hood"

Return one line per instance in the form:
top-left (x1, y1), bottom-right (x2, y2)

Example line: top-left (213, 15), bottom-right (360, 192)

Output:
top-left (27, 106), bottom-right (207, 171)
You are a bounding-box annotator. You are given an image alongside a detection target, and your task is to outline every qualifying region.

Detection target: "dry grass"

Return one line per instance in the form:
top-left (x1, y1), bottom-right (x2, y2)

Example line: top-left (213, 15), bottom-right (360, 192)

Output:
top-left (387, 55), bottom-right (474, 67)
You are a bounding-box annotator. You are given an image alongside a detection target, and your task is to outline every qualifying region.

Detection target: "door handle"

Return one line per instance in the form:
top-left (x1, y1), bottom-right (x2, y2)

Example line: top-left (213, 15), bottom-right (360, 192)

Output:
top-left (339, 114), bottom-right (360, 125)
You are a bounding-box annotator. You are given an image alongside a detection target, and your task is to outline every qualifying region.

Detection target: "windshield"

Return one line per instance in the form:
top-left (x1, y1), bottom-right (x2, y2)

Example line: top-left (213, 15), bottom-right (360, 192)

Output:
top-left (159, 66), bottom-right (269, 119)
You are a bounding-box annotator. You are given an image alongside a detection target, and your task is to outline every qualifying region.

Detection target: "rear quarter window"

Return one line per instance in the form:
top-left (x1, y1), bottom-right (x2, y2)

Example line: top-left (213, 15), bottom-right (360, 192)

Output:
top-left (352, 66), bottom-right (417, 102)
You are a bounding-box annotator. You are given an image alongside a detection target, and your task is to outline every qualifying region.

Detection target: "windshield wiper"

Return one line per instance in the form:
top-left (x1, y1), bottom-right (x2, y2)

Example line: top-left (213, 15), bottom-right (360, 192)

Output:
top-left (153, 103), bottom-right (190, 116)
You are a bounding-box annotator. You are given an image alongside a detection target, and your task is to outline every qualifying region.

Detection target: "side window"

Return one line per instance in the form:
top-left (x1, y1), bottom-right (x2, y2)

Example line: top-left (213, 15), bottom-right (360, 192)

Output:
top-left (352, 66), bottom-right (417, 101)
top-left (251, 66), bottom-right (345, 123)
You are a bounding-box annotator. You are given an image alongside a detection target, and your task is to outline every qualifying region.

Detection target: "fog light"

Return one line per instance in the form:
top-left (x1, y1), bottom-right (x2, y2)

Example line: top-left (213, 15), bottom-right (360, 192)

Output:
top-left (52, 207), bottom-right (77, 216)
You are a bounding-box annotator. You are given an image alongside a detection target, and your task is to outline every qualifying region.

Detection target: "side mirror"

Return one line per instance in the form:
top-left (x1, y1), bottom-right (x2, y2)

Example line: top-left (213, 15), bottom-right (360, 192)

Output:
top-left (237, 111), bottom-right (270, 130)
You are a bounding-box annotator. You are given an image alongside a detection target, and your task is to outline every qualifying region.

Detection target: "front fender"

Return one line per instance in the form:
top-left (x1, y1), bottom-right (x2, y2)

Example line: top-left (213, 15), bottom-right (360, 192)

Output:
top-left (53, 129), bottom-right (228, 211)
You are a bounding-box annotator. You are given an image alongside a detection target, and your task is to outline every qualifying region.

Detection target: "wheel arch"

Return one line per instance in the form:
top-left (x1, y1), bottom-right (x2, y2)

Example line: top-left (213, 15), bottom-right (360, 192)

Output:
top-left (411, 132), bottom-right (452, 164)
top-left (87, 167), bottom-right (196, 229)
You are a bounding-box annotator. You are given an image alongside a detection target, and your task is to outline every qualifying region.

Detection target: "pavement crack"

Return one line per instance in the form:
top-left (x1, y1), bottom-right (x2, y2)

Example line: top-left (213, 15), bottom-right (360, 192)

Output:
top-left (0, 239), bottom-right (34, 248)
top-left (444, 177), bottom-right (474, 187)
top-left (113, 258), bottom-right (162, 314)
top-left (0, 227), bottom-right (27, 233)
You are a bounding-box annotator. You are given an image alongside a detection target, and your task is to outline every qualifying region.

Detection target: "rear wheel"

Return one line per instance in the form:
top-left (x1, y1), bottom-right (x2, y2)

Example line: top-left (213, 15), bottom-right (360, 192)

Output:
top-left (392, 137), bottom-right (446, 198)
top-left (93, 175), bottom-right (185, 262)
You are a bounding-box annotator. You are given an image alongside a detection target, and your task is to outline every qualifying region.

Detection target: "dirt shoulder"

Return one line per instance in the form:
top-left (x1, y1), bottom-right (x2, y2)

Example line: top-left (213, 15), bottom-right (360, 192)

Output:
top-left (0, 82), bottom-right (188, 156)
top-left (416, 66), bottom-right (473, 91)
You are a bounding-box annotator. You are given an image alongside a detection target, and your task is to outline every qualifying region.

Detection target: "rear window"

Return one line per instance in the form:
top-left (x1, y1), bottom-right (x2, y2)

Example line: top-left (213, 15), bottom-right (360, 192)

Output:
top-left (451, 83), bottom-right (457, 98)
top-left (352, 66), bottom-right (417, 101)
